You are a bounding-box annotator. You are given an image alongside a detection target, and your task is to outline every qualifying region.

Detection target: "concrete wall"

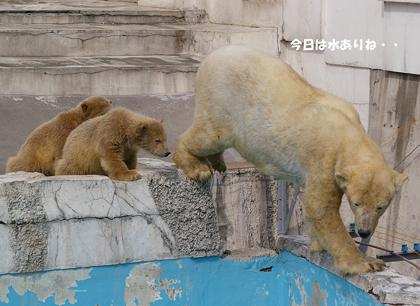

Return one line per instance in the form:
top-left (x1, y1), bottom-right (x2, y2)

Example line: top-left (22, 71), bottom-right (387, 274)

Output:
top-left (367, 70), bottom-right (420, 280)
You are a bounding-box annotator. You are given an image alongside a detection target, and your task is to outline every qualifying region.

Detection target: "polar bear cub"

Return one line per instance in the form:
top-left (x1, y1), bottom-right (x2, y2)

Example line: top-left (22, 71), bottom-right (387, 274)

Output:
top-left (56, 107), bottom-right (170, 181)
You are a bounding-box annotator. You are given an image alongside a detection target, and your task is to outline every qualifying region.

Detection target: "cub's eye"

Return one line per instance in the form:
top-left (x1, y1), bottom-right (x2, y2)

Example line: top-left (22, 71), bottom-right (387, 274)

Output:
top-left (377, 206), bottom-right (384, 211)
top-left (353, 202), bottom-right (360, 207)
top-left (155, 139), bottom-right (162, 143)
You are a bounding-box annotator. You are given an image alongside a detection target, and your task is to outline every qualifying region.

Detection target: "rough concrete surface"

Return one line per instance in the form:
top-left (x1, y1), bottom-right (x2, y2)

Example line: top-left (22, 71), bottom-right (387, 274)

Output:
top-left (212, 167), bottom-right (279, 251)
top-left (278, 235), bottom-right (420, 305)
top-left (0, 159), bottom-right (223, 273)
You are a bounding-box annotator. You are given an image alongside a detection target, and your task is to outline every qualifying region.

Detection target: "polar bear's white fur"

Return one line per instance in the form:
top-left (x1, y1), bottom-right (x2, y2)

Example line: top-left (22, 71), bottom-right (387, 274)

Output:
top-left (173, 45), bottom-right (407, 275)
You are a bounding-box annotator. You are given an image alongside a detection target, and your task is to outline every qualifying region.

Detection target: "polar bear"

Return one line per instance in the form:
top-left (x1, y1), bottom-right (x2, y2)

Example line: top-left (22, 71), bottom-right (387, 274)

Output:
top-left (6, 96), bottom-right (112, 176)
top-left (173, 45), bottom-right (408, 275)
top-left (55, 107), bottom-right (170, 182)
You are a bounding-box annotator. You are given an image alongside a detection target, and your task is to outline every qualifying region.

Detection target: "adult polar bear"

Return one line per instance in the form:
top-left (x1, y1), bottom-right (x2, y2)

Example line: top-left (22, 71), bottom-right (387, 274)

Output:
top-left (173, 45), bottom-right (408, 275)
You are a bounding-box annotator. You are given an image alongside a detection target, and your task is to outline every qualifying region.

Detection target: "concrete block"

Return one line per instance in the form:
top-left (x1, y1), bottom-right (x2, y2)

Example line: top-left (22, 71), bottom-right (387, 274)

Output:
top-left (0, 161), bottom-right (223, 274)
top-left (212, 167), bottom-right (279, 251)
top-left (0, 225), bottom-right (14, 271)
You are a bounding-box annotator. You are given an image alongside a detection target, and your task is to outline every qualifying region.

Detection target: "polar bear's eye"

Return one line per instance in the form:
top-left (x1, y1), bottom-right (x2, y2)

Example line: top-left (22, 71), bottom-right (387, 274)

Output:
top-left (353, 202), bottom-right (360, 207)
top-left (155, 139), bottom-right (162, 143)
top-left (377, 206), bottom-right (384, 211)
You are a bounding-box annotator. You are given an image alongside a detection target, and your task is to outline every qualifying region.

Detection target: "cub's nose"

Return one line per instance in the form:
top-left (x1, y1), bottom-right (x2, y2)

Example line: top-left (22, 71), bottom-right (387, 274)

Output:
top-left (358, 230), bottom-right (371, 239)
top-left (164, 152), bottom-right (171, 157)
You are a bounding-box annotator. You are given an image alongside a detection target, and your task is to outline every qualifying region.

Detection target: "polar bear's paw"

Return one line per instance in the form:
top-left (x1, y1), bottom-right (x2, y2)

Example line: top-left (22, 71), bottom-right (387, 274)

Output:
top-left (110, 170), bottom-right (142, 182)
top-left (207, 153), bottom-right (227, 173)
top-left (181, 158), bottom-right (213, 182)
top-left (336, 255), bottom-right (385, 275)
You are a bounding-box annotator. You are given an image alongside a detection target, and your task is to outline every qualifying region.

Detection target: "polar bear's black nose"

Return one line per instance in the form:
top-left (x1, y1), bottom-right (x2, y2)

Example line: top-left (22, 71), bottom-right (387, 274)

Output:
top-left (165, 152), bottom-right (171, 157)
top-left (358, 230), bottom-right (371, 239)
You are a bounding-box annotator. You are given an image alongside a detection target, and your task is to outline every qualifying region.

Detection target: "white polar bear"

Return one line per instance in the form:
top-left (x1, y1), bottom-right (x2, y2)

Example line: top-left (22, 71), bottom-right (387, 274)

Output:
top-left (173, 45), bottom-right (407, 275)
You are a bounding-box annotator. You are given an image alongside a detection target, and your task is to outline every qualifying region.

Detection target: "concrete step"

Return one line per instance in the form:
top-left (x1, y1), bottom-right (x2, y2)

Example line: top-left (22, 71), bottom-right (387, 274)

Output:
top-left (0, 23), bottom-right (278, 57)
top-left (0, 55), bottom-right (201, 95)
top-left (0, 0), bottom-right (185, 24)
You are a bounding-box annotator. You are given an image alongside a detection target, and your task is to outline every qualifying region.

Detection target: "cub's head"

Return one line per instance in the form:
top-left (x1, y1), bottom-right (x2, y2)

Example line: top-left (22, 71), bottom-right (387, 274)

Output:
top-left (335, 165), bottom-right (408, 239)
top-left (80, 96), bottom-right (113, 120)
top-left (136, 119), bottom-right (171, 158)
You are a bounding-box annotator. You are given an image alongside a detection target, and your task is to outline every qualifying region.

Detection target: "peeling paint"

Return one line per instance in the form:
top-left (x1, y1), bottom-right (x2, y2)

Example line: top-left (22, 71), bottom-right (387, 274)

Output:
top-left (0, 254), bottom-right (388, 306)
top-left (290, 276), bottom-right (328, 306)
top-left (0, 268), bottom-right (92, 305)
top-left (124, 262), bottom-right (182, 306)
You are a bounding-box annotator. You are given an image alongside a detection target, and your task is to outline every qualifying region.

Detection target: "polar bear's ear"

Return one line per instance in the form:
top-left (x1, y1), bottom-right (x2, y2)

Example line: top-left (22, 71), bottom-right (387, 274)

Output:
top-left (81, 102), bottom-right (89, 113)
top-left (159, 119), bottom-right (163, 123)
top-left (136, 123), bottom-right (147, 135)
top-left (335, 172), bottom-right (349, 189)
top-left (393, 172), bottom-right (408, 193)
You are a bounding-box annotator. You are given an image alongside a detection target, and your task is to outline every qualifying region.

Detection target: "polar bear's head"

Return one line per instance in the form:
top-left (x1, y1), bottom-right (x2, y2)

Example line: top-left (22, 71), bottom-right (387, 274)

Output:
top-left (136, 119), bottom-right (171, 158)
top-left (335, 165), bottom-right (408, 239)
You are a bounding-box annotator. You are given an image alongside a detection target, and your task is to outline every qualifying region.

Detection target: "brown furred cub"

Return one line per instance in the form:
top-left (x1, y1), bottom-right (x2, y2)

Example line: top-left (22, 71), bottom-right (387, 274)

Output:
top-left (6, 96), bottom-right (113, 176)
top-left (55, 107), bottom-right (170, 181)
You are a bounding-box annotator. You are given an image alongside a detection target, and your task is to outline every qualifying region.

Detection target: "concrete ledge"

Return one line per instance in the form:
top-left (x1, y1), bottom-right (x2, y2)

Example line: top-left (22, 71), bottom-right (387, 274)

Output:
top-left (278, 235), bottom-right (420, 305)
top-left (0, 159), bottom-right (222, 274)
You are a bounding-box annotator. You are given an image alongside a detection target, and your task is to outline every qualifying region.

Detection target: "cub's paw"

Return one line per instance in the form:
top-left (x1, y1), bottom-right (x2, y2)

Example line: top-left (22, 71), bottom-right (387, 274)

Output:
top-left (110, 170), bottom-right (141, 182)
top-left (336, 256), bottom-right (385, 275)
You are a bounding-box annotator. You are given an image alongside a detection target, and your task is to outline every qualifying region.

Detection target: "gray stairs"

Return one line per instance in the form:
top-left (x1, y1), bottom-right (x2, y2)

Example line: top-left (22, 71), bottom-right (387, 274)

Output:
top-left (0, 1), bottom-right (277, 95)
top-left (0, 0), bottom-right (277, 173)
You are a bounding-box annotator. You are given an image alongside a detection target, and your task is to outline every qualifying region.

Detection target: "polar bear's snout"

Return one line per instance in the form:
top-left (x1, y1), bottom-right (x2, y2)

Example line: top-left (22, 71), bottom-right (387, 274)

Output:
top-left (354, 209), bottom-right (378, 239)
top-left (357, 229), bottom-right (372, 239)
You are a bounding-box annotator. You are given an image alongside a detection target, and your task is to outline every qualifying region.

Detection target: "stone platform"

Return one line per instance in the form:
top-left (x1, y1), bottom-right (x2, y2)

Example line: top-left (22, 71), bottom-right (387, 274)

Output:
top-left (0, 160), bottom-right (222, 274)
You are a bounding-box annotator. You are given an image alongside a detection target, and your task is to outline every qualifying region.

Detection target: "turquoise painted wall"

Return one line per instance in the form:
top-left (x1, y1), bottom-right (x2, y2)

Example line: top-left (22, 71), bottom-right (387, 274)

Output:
top-left (0, 251), bottom-right (383, 306)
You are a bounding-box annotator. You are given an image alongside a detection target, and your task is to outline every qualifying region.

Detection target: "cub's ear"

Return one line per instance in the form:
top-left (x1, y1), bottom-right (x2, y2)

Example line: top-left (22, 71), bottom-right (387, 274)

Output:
top-left (335, 172), bottom-right (349, 189)
top-left (136, 123), bottom-right (147, 135)
top-left (159, 119), bottom-right (163, 124)
top-left (81, 102), bottom-right (89, 113)
top-left (394, 172), bottom-right (408, 193)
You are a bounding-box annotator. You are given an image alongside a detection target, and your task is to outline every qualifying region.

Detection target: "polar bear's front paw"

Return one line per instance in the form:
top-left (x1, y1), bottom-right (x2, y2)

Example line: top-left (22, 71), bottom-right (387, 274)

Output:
top-left (207, 153), bottom-right (227, 173)
top-left (176, 157), bottom-right (213, 182)
top-left (186, 161), bottom-right (213, 182)
top-left (110, 170), bottom-right (141, 182)
top-left (336, 256), bottom-right (385, 275)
